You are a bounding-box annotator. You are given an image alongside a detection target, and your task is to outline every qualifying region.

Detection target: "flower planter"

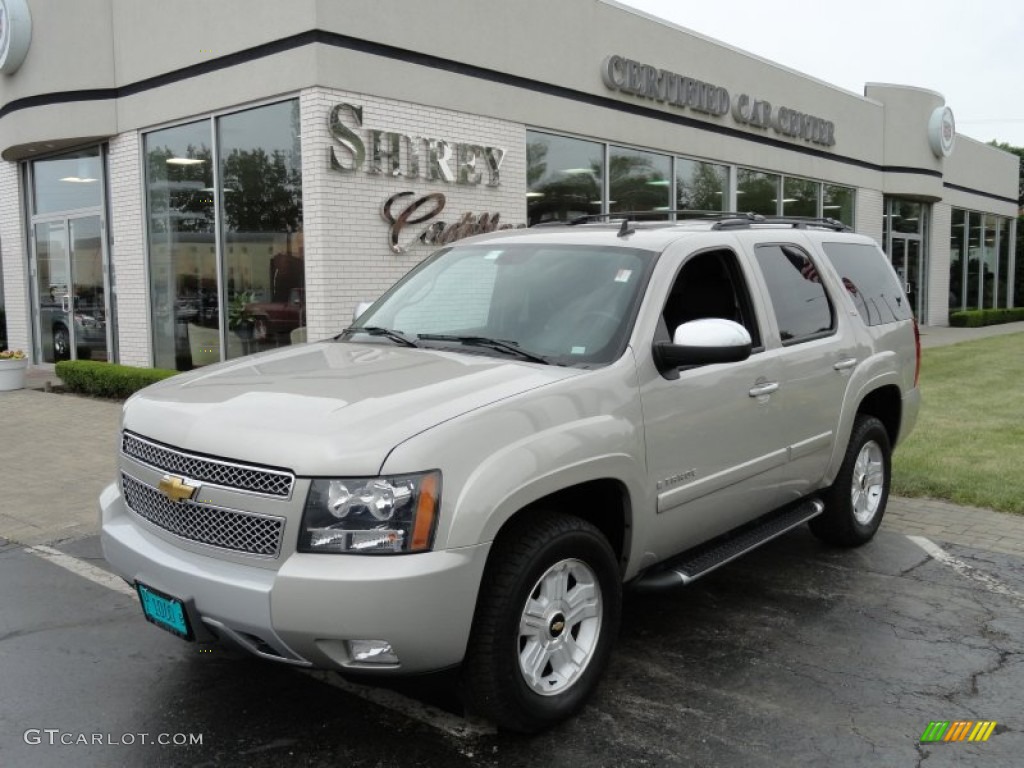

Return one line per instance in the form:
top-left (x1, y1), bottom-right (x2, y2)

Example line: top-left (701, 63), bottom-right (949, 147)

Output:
top-left (0, 358), bottom-right (28, 391)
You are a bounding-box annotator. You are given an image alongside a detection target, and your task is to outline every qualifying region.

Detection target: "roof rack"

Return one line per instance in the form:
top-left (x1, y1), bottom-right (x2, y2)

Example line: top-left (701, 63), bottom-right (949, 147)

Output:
top-left (552, 211), bottom-right (851, 232)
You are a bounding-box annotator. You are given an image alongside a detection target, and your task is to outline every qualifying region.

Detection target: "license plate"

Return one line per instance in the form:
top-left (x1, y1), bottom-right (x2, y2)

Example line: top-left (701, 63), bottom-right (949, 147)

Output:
top-left (136, 582), bottom-right (193, 641)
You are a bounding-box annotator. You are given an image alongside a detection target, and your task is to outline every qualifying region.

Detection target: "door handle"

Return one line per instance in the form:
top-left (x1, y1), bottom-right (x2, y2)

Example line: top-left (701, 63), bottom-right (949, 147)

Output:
top-left (833, 358), bottom-right (858, 371)
top-left (748, 381), bottom-right (779, 397)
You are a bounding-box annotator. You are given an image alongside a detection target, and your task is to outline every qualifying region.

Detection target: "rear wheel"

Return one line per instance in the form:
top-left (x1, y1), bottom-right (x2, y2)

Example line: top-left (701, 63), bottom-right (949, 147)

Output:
top-left (809, 415), bottom-right (891, 547)
top-left (461, 512), bottom-right (621, 732)
top-left (52, 323), bottom-right (70, 360)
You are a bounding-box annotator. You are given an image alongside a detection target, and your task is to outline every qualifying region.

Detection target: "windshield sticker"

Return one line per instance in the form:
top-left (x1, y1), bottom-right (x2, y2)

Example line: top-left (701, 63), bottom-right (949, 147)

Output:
top-left (484, 250), bottom-right (503, 260)
top-left (614, 269), bottom-right (632, 283)
top-left (571, 346), bottom-right (587, 355)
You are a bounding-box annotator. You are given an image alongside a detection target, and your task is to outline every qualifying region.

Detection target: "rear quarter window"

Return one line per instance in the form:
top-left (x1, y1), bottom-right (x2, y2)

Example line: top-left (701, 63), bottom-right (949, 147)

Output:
top-left (821, 242), bottom-right (912, 326)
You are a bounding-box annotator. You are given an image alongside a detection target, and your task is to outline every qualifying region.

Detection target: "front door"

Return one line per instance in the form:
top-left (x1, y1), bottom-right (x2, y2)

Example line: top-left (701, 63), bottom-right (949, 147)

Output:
top-left (33, 215), bottom-right (109, 363)
top-left (889, 236), bottom-right (923, 320)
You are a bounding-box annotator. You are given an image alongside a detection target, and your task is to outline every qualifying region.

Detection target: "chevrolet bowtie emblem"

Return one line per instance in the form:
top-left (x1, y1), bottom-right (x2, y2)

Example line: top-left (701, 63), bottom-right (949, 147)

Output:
top-left (158, 475), bottom-right (199, 503)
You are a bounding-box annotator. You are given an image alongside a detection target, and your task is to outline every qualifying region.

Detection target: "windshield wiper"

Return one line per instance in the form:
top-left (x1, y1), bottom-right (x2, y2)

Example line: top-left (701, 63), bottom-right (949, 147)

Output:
top-left (417, 334), bottom-right (550, 365)
top-left (339, 326), bottom-right (418, 348)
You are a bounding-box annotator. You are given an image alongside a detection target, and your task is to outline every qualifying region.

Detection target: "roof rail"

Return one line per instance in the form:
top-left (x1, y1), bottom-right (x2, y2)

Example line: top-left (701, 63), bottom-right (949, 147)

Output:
top-left (531, 211), bottom-right (853, 232)
top-left (711, 215), bottom-right (851, 232)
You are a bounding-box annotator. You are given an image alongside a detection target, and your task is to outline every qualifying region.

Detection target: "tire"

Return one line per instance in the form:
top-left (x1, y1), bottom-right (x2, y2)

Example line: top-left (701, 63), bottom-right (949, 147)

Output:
top-left (461, 512), bottom-right (621, 733)
top-left (809, 415), bottom-right (891, 547)
top-left (53, 324), bottom-right (70, 361)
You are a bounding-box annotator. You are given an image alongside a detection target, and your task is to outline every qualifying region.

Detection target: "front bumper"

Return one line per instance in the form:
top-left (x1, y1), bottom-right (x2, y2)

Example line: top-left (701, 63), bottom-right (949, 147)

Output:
top-left (100, 482), bottom-right (491, 673)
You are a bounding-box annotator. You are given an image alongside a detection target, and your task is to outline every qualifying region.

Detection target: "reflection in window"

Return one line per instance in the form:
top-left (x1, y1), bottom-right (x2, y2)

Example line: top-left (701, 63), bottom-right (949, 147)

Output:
top-left (219, 101), bottom-right (303, 358)
top-left (821, 242), bottom-right (912, 326)
top-left (676, 158), bottom-right (727, 213)
top-left (526, 132), bottom-right (603, 225)
top-left (823, 184), bottom-right (855, 226)
top-left (146, 120), bottom-right (216, 371)
top-left (950, 208), bottom-right (967, 311)
top-left (145, 99), bottom-right (304, 371)
top-left (982, 214), bottom-right (997, 309)
top-left (32, 148), bottom-right (103, 215)
top-left (890, 200), bottom-right (922, 234)
top-left (754, 243), bottom-right (834, 343)
top-left (737, 169), bottom-right (781, 216)
top-left (782, 177), bottom-right (818, 218)
top-left (967, 213), bottom-right (982, 309)
top-left (997, 218), bottom-right (1010, 308)
top-left (608, 146), bottom-right (671, 218)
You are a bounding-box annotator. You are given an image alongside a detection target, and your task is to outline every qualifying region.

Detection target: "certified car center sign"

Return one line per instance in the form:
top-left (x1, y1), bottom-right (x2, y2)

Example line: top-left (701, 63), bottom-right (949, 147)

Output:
top-left (0, 0), bottom-right (31, 75)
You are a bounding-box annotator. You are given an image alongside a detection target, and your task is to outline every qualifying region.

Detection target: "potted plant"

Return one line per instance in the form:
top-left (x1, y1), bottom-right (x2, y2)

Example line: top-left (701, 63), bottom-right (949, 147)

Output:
top-left (0, 349), bottom-right (28, 392)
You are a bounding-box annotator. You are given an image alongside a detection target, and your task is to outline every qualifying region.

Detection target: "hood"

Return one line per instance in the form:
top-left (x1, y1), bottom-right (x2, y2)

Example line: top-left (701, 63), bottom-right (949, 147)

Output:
top-left (123, 341), bottom-right (582, 476)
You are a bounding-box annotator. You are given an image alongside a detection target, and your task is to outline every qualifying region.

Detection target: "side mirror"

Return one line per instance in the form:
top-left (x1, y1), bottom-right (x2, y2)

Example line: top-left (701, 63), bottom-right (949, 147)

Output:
top-left (653, 318), bottom-right (752, 375)
top-left (353, 301), bottom-right (373, 323)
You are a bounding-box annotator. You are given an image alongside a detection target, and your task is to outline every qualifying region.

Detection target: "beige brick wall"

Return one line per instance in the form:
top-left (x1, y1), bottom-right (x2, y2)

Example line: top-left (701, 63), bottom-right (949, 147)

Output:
top-left (855, 187), bottom-right (883, 246)
top-left (927, 203), bottom-right (952, 327)
top-left (108, 132), bottom-right (151, 366)
top-left (0, 161), bottom-right (30, 355)
top-left (299, 87), bottom-right (527, 342)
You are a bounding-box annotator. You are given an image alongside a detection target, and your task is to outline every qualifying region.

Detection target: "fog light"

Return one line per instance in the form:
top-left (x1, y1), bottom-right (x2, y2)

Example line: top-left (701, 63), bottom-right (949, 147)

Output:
top-left (348, 639), bottom-right (399, 665)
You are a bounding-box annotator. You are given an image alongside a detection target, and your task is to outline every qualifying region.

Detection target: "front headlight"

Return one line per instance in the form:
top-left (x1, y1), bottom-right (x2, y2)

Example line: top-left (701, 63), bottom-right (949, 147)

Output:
top-left (298, 471), bottom-right (441, 554)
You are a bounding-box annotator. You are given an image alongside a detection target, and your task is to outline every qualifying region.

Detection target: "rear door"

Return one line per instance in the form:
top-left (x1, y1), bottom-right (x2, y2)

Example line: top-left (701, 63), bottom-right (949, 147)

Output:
top-left (741, 233), bottom-right (858, 500)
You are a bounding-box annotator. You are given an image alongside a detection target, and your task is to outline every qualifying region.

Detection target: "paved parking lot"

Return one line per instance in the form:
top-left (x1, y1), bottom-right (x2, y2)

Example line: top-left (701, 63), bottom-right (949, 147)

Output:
top-left (2, 326), bottom-right (1023, 765)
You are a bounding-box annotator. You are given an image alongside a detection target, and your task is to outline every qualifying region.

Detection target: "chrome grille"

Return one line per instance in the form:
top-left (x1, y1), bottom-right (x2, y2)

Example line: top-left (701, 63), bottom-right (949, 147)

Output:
top-left (121, 473), bottom-right (284, 557)
top-left (122, 432), bottom-right (294, 498)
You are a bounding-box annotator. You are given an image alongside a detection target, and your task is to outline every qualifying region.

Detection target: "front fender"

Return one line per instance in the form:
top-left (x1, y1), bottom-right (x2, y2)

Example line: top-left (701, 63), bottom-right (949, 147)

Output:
top-left (379, 356), bottom-right (648, 557)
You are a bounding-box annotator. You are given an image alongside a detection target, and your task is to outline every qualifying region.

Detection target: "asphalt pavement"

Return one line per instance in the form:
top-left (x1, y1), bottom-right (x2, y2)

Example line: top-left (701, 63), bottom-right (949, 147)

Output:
top-left (1, 322), bottom-right (1022, 766)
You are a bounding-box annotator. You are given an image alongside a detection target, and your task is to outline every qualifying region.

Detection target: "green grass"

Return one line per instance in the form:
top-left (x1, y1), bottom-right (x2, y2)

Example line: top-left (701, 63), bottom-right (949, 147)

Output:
top-left (892, 333), bottom-right (1024, 514)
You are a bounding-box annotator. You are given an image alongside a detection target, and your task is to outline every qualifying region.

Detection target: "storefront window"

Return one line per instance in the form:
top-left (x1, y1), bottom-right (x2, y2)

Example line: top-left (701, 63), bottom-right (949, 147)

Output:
top-left (675, 158), bottom-right (728, 213)
top-left (218, 101), bottom-right (303, 358)
top-left (608, 146), bottom-right (670, 218)
top-left (981, 214), bottom-right (997, 309)
top-left (145, 100), bottom-right (303, 371)
top-left (997, 217), bottom-right (1011, 308)
top-left (32, 148), bottom-right (102, 215)
top-left (822, 184), bottom-right (855, 226)
top-left (782, 177), bottom-right (818, 218)
top-left (526, 132), bottom-right (604, 225)
top-left (890, 200), bottom-right (922, 234)
top-left (737, 169), bottom-right (780, 216)
top-left (146, 120), bottom-right (216, 370)
top-left (949, 208), bottom-right (967, 311)
top-left (966, 213), bottom-right (982, 309)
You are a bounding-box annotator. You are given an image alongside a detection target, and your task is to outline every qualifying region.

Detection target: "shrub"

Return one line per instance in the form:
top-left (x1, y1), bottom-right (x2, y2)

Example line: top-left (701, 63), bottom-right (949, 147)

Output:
top-left (55, 360), bottom-right (179, 399)
top-left (949, 308), bottom-right (1024, 328)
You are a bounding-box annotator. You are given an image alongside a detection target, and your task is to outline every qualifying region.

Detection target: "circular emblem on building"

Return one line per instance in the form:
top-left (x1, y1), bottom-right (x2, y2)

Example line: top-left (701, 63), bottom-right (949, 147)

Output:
top-left (928, 105), bottom-right (956, 158)
top-left (0, 0), bottom-right (32, 75)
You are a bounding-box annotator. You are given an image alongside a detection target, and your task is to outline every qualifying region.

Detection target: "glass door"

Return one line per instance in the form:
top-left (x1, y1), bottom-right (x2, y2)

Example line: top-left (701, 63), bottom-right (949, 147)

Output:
top-left (32, 215), bottom-right (108, 363)
top-left (69, 215), bottom-right (109, 362)
top-left (890, 236), bottom-right (924, 320)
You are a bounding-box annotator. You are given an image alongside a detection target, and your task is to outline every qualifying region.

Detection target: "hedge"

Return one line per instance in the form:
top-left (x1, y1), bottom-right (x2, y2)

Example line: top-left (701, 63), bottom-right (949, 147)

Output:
top-left (948, 308), bottom-right (1024, 328)
top-left (55, 360), bottom-right (179, 399)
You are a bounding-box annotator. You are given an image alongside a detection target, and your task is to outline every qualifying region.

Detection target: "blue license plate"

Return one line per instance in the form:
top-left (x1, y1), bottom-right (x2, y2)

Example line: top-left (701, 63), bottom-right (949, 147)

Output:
top-left (136, 582), bottom-right (193, 640)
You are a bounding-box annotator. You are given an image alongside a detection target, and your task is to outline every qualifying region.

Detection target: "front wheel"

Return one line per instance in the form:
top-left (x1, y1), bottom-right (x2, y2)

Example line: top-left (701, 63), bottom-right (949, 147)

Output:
top-left (461, 512), bottom-right (621, 732)
top-left (809, 414), bottom-right (891, 547)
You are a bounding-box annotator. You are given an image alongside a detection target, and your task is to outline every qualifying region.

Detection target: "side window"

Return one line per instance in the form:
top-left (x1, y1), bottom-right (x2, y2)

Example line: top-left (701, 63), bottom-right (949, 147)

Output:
top-left (661, 249), bottom-right (762, 349)
top-left (821, 241), bottom-right (912, 326)
top-left (754, 243), bottom-right (835, 344)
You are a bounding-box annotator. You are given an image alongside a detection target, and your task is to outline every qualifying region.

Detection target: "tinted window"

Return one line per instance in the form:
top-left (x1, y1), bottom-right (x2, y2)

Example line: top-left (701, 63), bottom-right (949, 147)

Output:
top-left (755, 244), bottom-right (834, 343)
top-left (821, 242), bottom-right (912, 326)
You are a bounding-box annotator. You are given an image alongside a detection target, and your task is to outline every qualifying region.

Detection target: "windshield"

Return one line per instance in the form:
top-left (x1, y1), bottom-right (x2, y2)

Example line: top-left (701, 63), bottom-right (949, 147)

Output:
top-left (349, 243), bottom-right (656, 366)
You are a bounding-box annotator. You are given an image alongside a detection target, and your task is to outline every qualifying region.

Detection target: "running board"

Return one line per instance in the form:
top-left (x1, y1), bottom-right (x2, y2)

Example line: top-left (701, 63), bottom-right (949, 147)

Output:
top-left (631, 498), bottom-right (824, 591)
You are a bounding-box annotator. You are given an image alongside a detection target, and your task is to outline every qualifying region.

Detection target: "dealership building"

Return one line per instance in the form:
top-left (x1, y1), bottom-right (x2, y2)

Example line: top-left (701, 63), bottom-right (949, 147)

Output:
top-left (0, 0), bottom-right (1018, 370)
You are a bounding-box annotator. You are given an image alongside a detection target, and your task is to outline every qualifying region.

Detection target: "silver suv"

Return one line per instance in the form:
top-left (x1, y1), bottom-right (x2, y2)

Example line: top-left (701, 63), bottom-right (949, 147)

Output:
top-left (101, 215), bottom-right (920, 732)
